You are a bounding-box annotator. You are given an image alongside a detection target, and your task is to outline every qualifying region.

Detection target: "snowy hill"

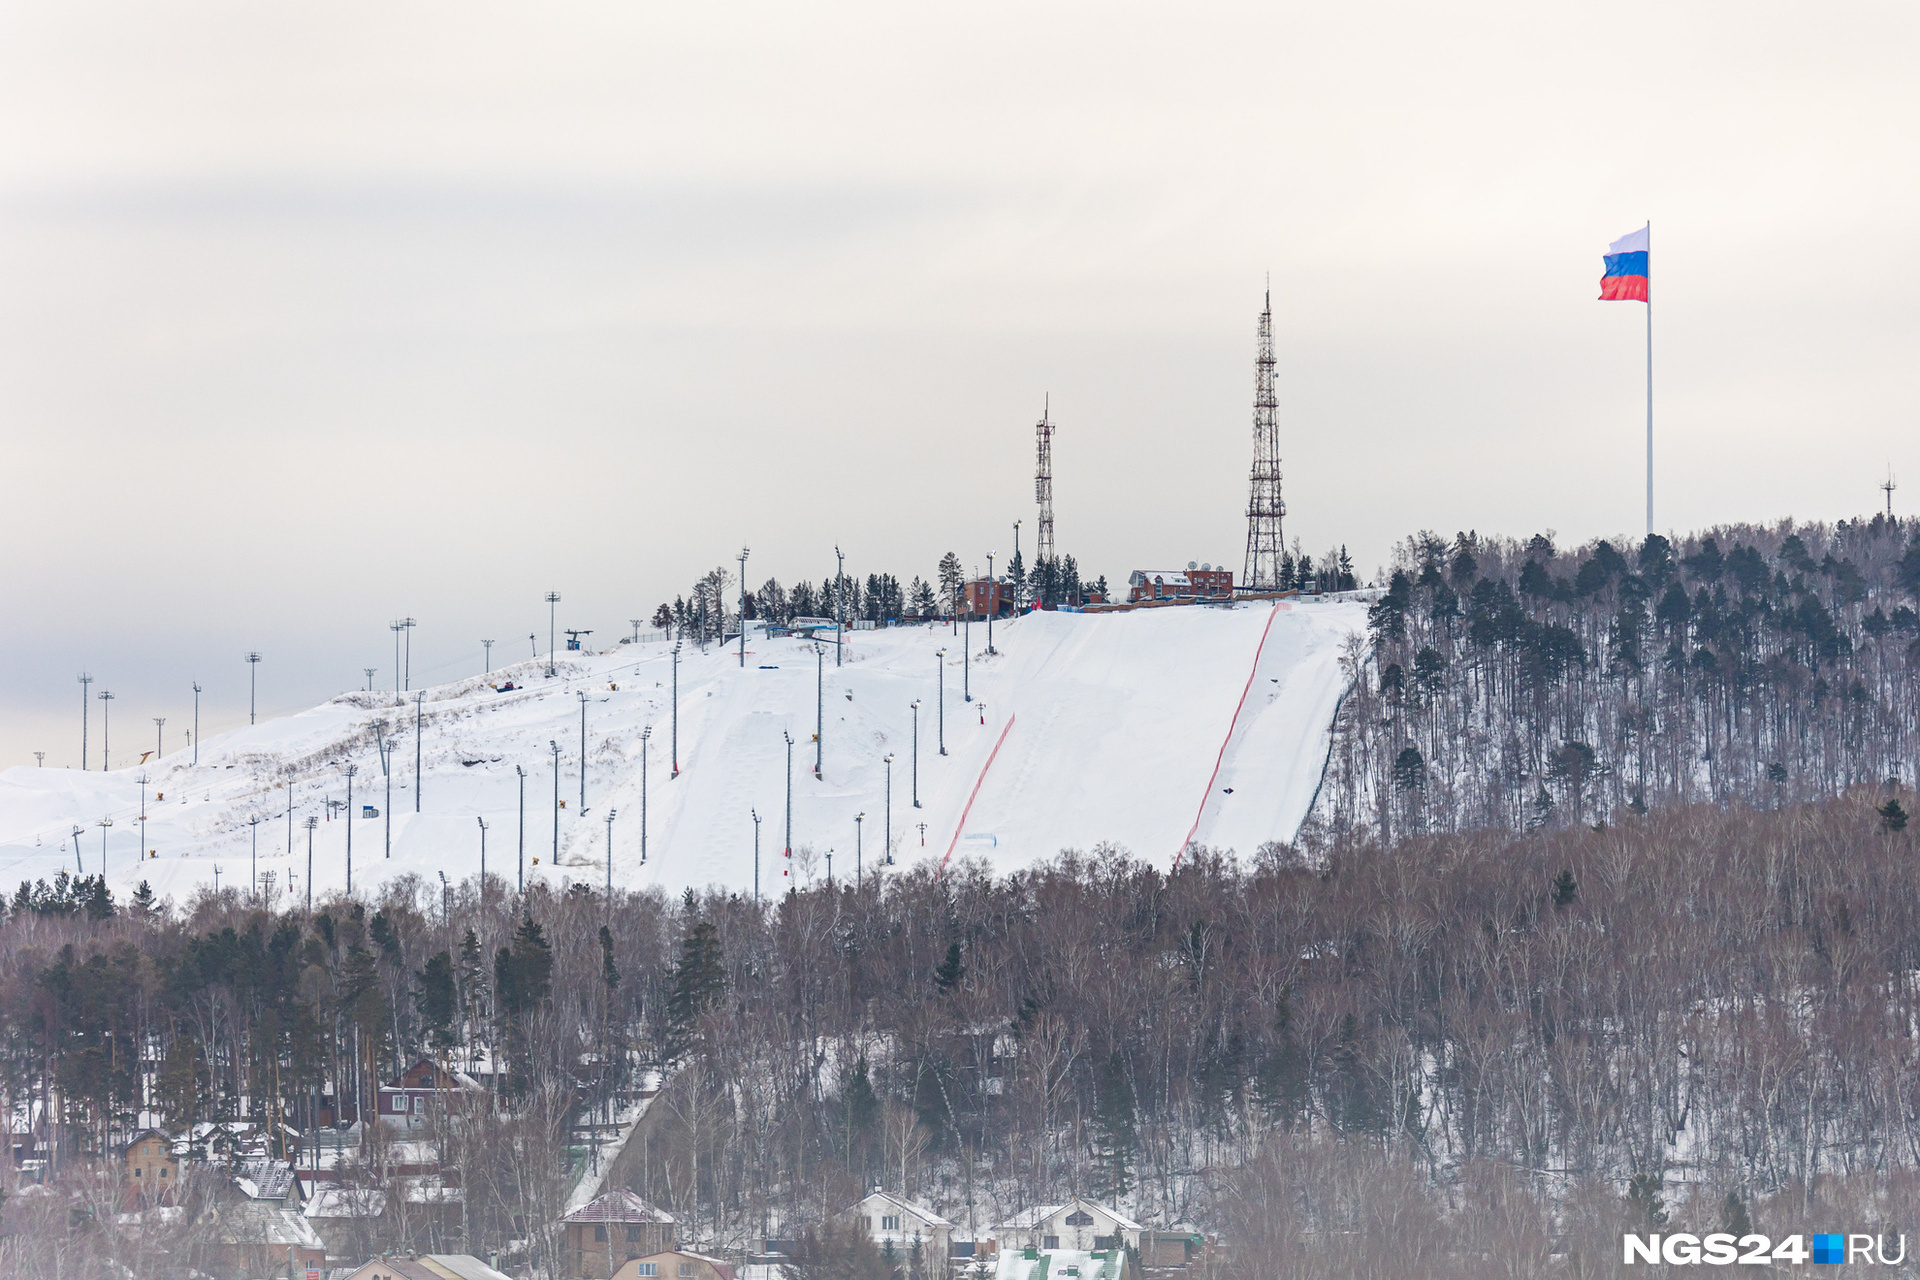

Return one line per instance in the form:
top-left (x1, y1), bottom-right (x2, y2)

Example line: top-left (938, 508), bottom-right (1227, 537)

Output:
top-left (0, 602), bottom-right (1363, 905)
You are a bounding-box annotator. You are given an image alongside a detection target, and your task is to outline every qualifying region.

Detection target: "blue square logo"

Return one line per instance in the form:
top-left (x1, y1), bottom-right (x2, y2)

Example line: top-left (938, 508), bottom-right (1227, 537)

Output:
top-left (1812, 1234), bottom-right (1845, 1264)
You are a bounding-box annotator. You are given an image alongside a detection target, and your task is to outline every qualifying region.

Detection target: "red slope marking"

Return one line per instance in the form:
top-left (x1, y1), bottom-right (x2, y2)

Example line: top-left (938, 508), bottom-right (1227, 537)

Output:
top-left (938, 714), bottom-right (1017, 875)
top-left (1175, 603), bottom-right (1285, 867)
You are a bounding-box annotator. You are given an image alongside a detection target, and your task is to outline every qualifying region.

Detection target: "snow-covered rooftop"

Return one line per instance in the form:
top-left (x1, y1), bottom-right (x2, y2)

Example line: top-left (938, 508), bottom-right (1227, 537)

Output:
top-left (562, 1188), bottom-right (675, 1224)
top-left (994, 1249), bottom-right (1125, 1280)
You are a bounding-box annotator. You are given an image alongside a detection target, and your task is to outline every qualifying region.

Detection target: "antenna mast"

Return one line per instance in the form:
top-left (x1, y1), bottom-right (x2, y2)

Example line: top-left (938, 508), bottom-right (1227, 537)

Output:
top-left (1884, 467), bottom-right (1898, 520)
top-left (1035, 397), bottom-right (1056, 566)
top-left (1243, 286), bottom-right (1286, 590)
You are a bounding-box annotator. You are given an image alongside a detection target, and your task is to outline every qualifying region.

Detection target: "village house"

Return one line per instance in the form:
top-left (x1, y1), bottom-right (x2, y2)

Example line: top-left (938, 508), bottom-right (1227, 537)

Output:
top-left (1138, 1228), bottom-right (1205, 1271)
top-left (203, 1195), bottom-right (326, 1275)
top-left (304, 1184), bottom-right (391, 1262)
top-left (613, 1249), bottom-right (737, 1280)
top-left (123, 1127), bottom-right (180, 1202)
top-left (993, 1247), bottom-right (1128, 1280)
top-left (991, 1200), bottom-right (1141, 1254)
top-left (835, 1189), bottom-right (956, 1259)
top-left (337, 1254), bottom-right (514, 1280)
top-left (378, 1056), bottom-right (488, 1128)
top-left (558, 1188), bottom-right (678, 1277)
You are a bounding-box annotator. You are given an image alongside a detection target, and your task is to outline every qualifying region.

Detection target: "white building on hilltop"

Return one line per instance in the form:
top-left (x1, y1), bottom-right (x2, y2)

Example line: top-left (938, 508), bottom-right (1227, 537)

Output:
top-left (991, 1199), bottom-right (1140, 1254)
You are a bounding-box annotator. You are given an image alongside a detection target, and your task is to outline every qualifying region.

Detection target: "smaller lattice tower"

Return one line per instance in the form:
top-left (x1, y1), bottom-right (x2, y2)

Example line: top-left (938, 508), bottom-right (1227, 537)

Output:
top-left (1243, 287), bottom-right (1286, 590)
top-left (1035, 397), bottom-right (1056, 565)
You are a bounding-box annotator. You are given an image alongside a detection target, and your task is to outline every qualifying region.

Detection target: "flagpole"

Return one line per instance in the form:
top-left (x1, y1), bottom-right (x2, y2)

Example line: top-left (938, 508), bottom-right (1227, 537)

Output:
top-left (1645, 221), bottom-right (1653, 538)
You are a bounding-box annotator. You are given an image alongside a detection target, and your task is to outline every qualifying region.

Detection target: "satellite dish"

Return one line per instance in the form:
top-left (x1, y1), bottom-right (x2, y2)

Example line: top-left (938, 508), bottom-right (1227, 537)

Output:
top-left (1201, 563), bottom-right (1211, 571)
top-left (1187, 560), bottom-right (1198, 571)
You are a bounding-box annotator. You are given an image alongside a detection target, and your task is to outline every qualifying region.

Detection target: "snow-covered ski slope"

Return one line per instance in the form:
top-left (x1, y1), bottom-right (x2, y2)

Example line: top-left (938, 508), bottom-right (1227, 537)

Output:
top-left (0, 602), bottom-right (1362, 903)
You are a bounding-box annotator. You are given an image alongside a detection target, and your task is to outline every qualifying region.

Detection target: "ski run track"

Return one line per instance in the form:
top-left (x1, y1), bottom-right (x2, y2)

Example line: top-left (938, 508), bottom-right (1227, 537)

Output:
top-left (0, 602), bottom-right (1364, 905)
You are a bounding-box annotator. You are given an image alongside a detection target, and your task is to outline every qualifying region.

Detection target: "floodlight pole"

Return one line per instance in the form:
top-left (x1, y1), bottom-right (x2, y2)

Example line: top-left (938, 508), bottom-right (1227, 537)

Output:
top-left (986, 552), bottom-right (997, 654)
top-left (783, 731), bottom-right (794, 861)
top-left (640, 726), bottom-right (652, 864)
top-left (304, 816), bottom-right (318, 912)
top-left (70, 826), bottom-right (83, 875)
top-left (578, 690), bottom-right (589, 812)
top-left (910, 701), bottom-right (922, 808)
top-left (963, 613), bottom-right (971, 701)
top-left (482, 639), bottom-right (493, 675)
top-left (374, 723), bottom-right (393, 860)
top-left (603, 809), bottom-right (615, 896)
top-left (78, 673), bottom-right (93, 770)
top-left (246, 652), bottom-right (262, 724)
top-left (855, 812), bottom-right (864, 889)
top-left (883, 754), bottom-right (894, 865)
top-left (137, 773), bottom-right (150, 867)
top-left (738, 547), bottom-right (751, 668)
top-left (414, 693), bottom-right (423, 812)
top-left (550, 739), bottom-right (562, 867)
top-left (400, 618), bottom-right (416, 691)
top-left (515, 765), bottom-right (527, 891)
top-left (751, 808), bottom-right (761, 902)
top-left (154, 718), bottom-right (165, 761)
top-left (364, 668), bottom-right (376, 692)
top-left (192, 682), bottom-right (201, 764)
top-left (344, 763), bottom-right (357, 895)
top-left (671, 642), bottom-right (681, 776)
top-left (834, 545), bottom-right (846, 667)
top-left (814, 644), bottom-right (824, 779)
top-left (391, 621), bottom-right (405, 694)
top-left (936, 650), bottom-right (947, 755)
top-left (34, 752), bottom-right (44, 768)
top-left (98, 690), bottom-right (114, 770)
top-left (478, 815), bottom-right (489, 890)
top-left (248, 814), bottom-right (262, 902)
top-left (98, 817), bottom-right (113, 879)
top-left (546, 592), bottom-right (562, 678)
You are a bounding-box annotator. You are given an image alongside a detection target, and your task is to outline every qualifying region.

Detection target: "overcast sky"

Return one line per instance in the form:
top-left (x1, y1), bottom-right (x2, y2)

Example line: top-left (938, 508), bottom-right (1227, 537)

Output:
top-left (2, 1), bottom-right (1916, 765)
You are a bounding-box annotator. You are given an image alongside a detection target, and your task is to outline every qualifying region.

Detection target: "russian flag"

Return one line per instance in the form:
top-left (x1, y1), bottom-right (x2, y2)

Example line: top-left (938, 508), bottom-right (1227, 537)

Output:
top-left (1600, 225), bottom-right (1649, 301)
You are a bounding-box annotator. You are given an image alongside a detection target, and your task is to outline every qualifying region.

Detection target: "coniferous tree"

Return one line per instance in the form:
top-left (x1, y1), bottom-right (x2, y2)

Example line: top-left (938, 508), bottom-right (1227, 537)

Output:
top-left (1090, 1051), bottom-right (1136, 1198)
top-left (415, 950), bottom-right (457, 1053)
top-left (933, 942), bottom-right (963, 995)
top-left (666, 919), bottom-right (726, 1059)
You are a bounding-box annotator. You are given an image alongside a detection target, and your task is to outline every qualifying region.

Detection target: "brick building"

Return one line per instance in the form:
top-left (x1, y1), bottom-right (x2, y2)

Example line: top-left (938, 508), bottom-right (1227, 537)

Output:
top-left (1126, 565), bottom-right (1232, 604)
top-left (559, 1189), bottom-right (678, 1277)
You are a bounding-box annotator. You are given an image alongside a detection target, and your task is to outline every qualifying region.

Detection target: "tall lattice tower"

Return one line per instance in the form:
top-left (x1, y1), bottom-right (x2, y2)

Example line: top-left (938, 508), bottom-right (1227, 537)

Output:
top-left (1243, 289), bottom-right (1286, 590)
top-left (1035, 398), bottom-right (1056, 565)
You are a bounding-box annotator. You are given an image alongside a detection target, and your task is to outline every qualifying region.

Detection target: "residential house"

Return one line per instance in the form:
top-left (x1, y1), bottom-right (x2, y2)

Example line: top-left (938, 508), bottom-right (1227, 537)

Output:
top-left (614, 1250), bottom-right (737, 1280)
top-left (338, 1255), bottom-right (514, 1280)
top-left (233, 1153), bottom-right (302, 1206)
top-left (124, 1127), bottom-right (180, 1202)
top-left (378, 1057), bottom-right (488, 1129)
top-left (992, 1200), bottom-right (1141, 1254)
top-left (558, 1189), bottom-right (678, 1277)
top-left (993, 1248), bottom-right (1128, 1280)
top-left (836, 1189), bottom-right (955, 1259)
top-left (1138, 1229), bottom-right (1204, 1271)
top-left (204, 1197), bottom-right (326, 1275)
top-left (304, 1185), bottom-right (390, 1262)
top-left (1125, 566), bottom-right (1233, 604)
